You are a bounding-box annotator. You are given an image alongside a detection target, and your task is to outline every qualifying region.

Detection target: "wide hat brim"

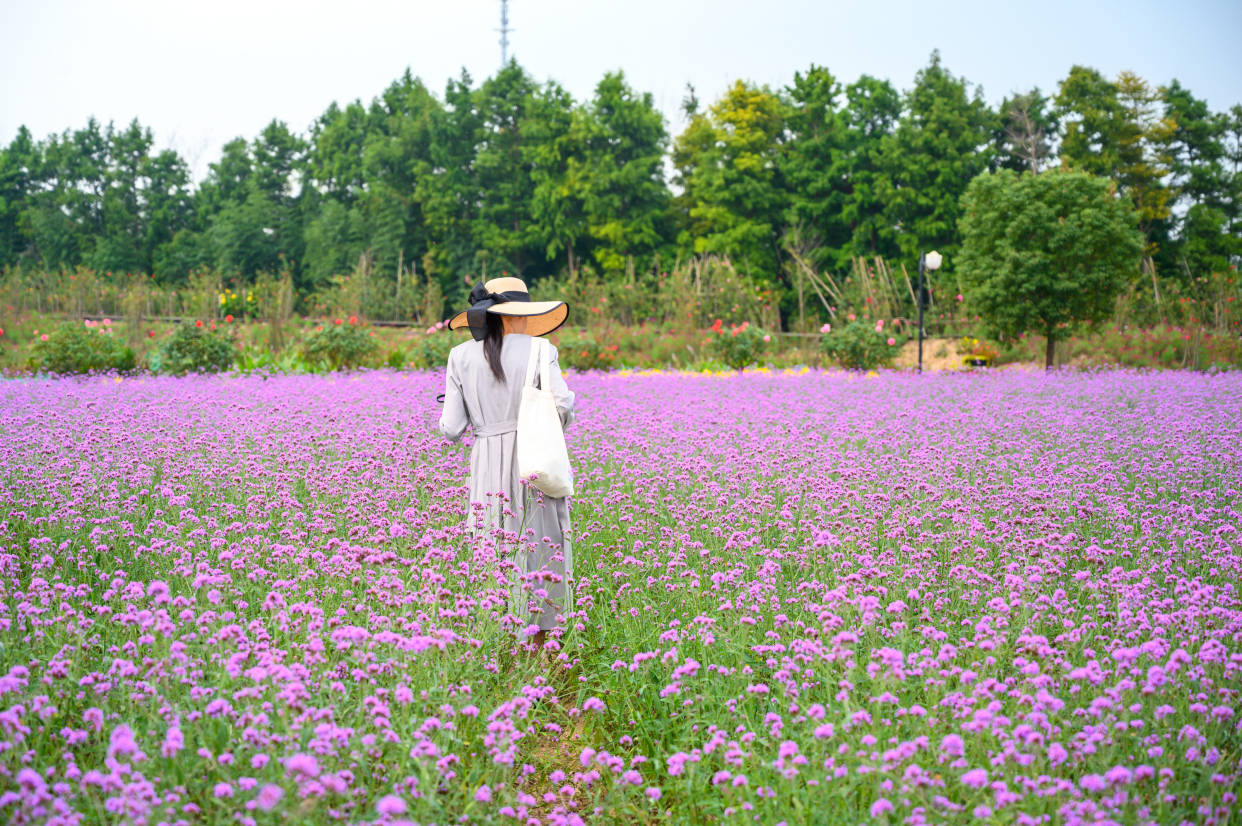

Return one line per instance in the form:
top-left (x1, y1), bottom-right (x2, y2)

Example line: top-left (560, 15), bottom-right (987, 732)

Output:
top-left (448, 300), bottom-right (569, 338)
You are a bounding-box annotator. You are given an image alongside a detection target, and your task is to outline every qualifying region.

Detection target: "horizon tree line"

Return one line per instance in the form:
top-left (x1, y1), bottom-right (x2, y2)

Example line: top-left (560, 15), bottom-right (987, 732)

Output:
top-left (1, 51), bottom-right (1238, 323)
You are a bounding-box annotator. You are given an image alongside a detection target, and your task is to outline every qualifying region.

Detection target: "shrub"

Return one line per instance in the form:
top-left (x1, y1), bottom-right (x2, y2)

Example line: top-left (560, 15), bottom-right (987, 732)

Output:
top-left (556, 333), bottom-right (620, 371)
top-left (959, 336), bottom-right (999, 366)
top-left (30, 321), bottom-right (135, 375)
top-left (820, 321), bottom-right (903, 370)
top-left (302, 321), bottom-right (378, 371)
top-left (407, 329), bottom-right (460, 369)
top-left (707, 320), bottom-right (770, 370)
top-left (233, 346), bottom-right (311, 376)
top-left (151, 322), bottom-right (237, 375)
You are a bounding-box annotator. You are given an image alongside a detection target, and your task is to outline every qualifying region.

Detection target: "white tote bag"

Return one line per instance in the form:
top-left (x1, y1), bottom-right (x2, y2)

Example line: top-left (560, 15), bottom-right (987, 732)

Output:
top-left (516, 337), bottom-right (575, 498)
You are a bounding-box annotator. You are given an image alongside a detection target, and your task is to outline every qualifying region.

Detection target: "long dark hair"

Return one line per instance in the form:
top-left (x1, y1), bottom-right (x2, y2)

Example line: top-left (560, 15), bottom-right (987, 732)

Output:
top-left (483, 313), bottom-right (506, 382)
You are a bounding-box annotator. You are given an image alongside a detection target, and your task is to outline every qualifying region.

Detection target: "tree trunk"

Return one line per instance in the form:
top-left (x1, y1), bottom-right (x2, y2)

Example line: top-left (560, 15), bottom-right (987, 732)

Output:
top-left (1045, 331), bottom-right (1056, 370)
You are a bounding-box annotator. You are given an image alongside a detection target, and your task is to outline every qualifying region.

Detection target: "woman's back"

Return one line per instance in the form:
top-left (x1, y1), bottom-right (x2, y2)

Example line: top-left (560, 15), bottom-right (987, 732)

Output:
top-left (439, 333), bottom-right (574, 439)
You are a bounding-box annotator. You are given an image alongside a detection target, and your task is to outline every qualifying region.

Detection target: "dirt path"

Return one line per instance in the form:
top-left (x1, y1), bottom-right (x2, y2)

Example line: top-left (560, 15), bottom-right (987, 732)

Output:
top-left (892, 337), bottom-right (1039, 371)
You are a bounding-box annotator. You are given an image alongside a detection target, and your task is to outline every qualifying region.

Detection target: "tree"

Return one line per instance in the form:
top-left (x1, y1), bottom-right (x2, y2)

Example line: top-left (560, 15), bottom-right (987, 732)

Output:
top-left (1159, 80), bottom-right (1240, 277)
top-left (1056, 67), bottom-right (1174, 250)
top-left (523, 79), bottom-right (585, 275)
top-left (420, 70), bottom-right (486, 292)
top-left (576, 71), bottom-right (670, 274)
top-left (672, 80), bottom-right (787, 283)
top-left (879, 51), bottom-right (995, 271)
top-left (957, 169), bottom-right (1143, 368)
top-left (0, 127), bottom-right (37, 265)
top-left (780, 66), bottom-right (851, 271)
top-left (471, 62), bottom-right (543, 276)
top-left (838, 75), bottom-right (902, 263)
top-left (993, 88), bottom-right (1058, 173)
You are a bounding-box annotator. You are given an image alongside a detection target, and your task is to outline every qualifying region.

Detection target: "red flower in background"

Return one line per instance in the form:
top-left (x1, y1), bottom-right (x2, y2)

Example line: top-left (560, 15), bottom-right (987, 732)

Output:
top-left (334, 318), bottom-right (343, 326)
top-left (195, 320), bottom-right (203, 328)
top-left (224, 314), bottom-right (234, 323)
top-left (348, 316), bottom-right (357, 325)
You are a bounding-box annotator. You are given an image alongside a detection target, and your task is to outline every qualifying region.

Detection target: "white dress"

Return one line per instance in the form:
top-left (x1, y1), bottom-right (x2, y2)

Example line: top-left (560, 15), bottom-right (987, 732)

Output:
top-left (438, 334), bottom-right (576, 632)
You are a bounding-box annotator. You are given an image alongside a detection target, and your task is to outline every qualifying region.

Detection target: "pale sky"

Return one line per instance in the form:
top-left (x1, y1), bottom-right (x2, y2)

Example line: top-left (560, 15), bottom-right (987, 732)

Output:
top-left (3, 0), bottom-right (1240, 182)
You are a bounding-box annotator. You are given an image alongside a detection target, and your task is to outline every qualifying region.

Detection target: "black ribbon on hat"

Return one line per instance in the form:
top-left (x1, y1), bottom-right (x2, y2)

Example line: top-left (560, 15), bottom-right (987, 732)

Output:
top-left (463, 282), bottom-right (530, 341)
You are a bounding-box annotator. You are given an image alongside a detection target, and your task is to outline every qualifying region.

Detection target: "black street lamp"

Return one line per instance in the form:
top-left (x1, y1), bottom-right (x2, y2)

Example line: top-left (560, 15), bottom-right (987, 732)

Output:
top-left (917, 250), bottom-right (942, 374)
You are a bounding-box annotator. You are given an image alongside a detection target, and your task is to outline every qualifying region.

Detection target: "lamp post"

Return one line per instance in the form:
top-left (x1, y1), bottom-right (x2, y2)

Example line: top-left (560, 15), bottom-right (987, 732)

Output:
top-left (917, 250), bottom-right (942, 374)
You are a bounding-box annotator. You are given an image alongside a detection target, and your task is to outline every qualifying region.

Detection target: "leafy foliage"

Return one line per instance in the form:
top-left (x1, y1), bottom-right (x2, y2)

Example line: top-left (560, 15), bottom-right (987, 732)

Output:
top-left (555, 333), bottom-right (620, 371)
top-left (1, 55), bottom-right (1238, 333)
top-left (957, 169), bottom-right (1144, 367)
top-left (707, 320), bottom-right (771, 370)
top-left (30, 321), bottom-right (135, 374)
top-left (151, 322), bottom-right (237, 375)
top-left (819, 321), bottom-right (902, 370)
top-left (879, 51), bottom-right (995, 269)
top-left (674, 81), bottom-right (788, 282)
top-left (301, 321), bottom-right (379, 371)
top-left (405, 330), bottom-right (460, 370)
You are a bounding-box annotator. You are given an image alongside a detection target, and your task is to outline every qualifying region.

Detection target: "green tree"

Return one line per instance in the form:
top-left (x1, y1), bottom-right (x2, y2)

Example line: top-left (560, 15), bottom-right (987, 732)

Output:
top-left (1159, 80), bottom-right (1240, 277)
top-left (1056, 67), bottom-right (1174, 250)
top-left (577, 71), bottom-right (670, 274)
top-left (471, 63), bottom-right (544, 276)
top-left (308, 99), bottom-right (370, 205)
top-left (0, 127), bottom-right (37, 265)
top-left (780, 66), bottom-right (851, 271)
top-left (360, 70), bottom-right (438, 278)
top-left (420, 70), bottom-right (486, 292)
top-left (197, 122), bottom-right (307, 282)
top-left (880, 51), bottom-right (994, 268)
top-left (993, 88), bottom-right (1058, 173)
top-left (839, 75), bottom-right (902, 262)
top-left (90, 119), bottom-right (151, 273)
top-left (22, 119), bottom-right (110, 268)
top-left (673, 80), bottom-right (787, 283)
top-left (524, 79), bottom-right (585, 275)
top-left (957, 169), bottom-right (1143, 368)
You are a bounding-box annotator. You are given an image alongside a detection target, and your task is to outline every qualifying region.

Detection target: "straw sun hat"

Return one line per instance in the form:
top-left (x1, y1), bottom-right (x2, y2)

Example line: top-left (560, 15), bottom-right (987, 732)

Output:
top-left (448, 276), bottom-right (568, 341)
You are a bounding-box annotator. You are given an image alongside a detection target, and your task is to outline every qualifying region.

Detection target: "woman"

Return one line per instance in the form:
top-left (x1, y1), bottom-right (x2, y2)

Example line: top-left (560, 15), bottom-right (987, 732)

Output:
top-left (438, 277), bottom-right (576, 651)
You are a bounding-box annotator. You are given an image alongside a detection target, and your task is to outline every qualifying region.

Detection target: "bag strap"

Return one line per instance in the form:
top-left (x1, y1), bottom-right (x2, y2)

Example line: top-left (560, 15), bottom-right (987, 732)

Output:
top-left (539, 338), bottom-right (551, 392)
top-left (523, 336), bottom-right (541, 388)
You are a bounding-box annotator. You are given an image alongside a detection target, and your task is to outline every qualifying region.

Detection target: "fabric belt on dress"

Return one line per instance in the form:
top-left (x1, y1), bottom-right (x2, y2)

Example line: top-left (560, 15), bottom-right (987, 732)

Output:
top-left (473, 419), bottom-right (518, 438)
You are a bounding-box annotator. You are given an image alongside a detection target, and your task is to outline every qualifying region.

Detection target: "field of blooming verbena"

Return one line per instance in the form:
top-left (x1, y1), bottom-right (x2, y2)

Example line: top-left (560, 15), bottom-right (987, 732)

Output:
top-left (1, 367), bottom-right (1241, 826)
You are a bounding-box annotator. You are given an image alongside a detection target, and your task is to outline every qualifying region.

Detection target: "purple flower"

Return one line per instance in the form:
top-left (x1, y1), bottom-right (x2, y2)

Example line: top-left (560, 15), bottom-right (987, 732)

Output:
top-left (961, 769), bottom-right (988, 788)
top-left (256, 784), bottom-right (283, 811)
top-left (870, 798), bottom-right (894, 817)
top-left (285, 753), bottom-right (320, 779)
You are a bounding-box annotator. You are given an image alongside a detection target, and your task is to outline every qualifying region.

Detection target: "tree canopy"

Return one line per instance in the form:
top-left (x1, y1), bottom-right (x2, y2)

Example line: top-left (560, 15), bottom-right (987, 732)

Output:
top-left (1, 54), bottom-right (1237, 324)
top-left (957, 169), bottom-right (1145, 367)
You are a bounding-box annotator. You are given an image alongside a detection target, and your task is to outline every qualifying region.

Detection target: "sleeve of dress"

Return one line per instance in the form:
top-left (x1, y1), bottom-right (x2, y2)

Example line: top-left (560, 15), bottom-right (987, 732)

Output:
top-left (547, 343), bottom-right (576, 429)
top-left (438, 348), bottom-right (470, 442)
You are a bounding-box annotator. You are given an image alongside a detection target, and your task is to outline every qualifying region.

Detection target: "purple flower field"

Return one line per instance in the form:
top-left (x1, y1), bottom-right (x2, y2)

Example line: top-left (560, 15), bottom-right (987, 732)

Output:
top-left (1, 368), bottom-right (1240, 825)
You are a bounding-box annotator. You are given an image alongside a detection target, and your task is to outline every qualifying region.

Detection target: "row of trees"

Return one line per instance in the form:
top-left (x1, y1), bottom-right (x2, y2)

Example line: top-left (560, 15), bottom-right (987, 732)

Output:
top-left (1, 53), bottom-right (1239, 321)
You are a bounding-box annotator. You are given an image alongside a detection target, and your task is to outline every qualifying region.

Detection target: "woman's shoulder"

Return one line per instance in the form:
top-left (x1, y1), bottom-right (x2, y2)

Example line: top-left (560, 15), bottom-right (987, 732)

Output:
top-left (447, 338), bottom-right (481, 366)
